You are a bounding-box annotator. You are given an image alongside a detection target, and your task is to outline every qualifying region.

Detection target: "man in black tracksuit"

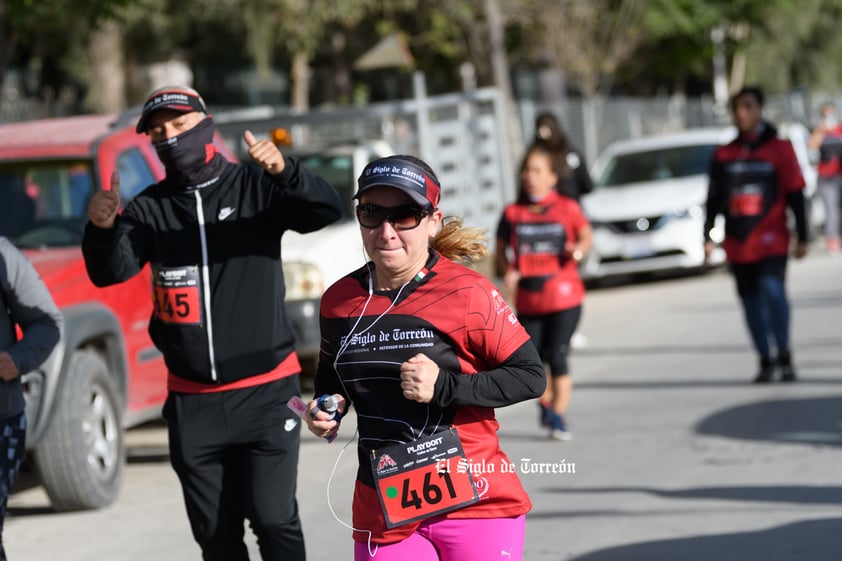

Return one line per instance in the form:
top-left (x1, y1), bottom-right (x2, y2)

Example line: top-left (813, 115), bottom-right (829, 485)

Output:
top-left (82, 85), bottom-right (342, 561)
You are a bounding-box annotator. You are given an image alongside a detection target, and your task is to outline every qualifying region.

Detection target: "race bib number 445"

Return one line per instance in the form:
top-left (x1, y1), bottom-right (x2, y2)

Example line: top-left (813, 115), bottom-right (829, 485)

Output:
top-left (370, 429), bottom-right (479, 528)
top-left (151, 265), bottom-right (202, 325)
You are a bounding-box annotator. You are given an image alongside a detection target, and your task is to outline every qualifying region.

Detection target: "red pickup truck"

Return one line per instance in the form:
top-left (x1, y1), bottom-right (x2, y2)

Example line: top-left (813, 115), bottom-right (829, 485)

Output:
top-left (0, 112), bottom-right (238, 511)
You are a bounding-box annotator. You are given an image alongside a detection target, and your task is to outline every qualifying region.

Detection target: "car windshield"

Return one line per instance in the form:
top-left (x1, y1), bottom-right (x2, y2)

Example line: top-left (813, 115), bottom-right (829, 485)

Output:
top-left (595, 144), bottom-right (719, 187)
top-left (297, 153), bottom-right (355, 219)
top-left (0, 160), bottom-right (93, 248)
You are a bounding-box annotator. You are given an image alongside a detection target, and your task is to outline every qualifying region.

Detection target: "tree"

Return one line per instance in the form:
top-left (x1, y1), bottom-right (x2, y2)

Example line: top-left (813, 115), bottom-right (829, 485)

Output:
top-left (87, 20), bottom-right (126, 113)
top-left (1, 0), bottom-right (132, 112)
top-left (368, 0), bottom-right (523, 144)
top-left (228, 0), bottom-right (376, 111)
top-left (740, 0), bottom-right (842, 94)
top-left (513, 0), bottom-right (647, 97)
top-left (483, 0), bottom-right (524, 154)
top-left (638, 0), bottom-right (825, 96)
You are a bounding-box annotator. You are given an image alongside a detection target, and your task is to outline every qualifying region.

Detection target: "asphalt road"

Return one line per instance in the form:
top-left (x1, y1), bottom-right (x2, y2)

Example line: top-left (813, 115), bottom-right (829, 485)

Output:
top-left (6, 249), bottom-right (842, 561)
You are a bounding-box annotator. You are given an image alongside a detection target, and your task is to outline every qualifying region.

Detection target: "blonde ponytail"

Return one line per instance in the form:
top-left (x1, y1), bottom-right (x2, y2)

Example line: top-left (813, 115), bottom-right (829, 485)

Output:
top-left (431, 216), bottom-right (488, 265)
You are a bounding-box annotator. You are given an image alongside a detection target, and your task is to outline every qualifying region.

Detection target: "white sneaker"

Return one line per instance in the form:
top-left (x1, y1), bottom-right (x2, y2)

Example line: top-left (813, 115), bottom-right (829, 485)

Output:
top-left (549, 413), bottom-right (572, 441)
top-left (550, 428), bottom-right (573, 441)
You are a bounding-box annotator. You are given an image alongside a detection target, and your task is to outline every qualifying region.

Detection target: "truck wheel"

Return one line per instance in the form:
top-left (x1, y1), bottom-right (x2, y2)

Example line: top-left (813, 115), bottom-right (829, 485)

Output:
top-left (34, 349), bottom-right (125, 511)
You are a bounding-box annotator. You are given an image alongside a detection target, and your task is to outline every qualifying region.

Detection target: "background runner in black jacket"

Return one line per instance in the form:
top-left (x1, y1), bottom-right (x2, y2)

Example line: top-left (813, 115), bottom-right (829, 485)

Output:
top-left (82, 85), bottom-right (342, 561)
top-left (531, 111), bottom-right (593, 201)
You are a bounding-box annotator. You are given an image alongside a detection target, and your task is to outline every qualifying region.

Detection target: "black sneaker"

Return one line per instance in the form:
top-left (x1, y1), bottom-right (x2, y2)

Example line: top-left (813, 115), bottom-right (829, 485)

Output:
top-left (538, 401), bottom-right (552, 427)
top-left (778, 351), bottom-right (797, 382)
top-left (753, 356), bottom-right (775, 383)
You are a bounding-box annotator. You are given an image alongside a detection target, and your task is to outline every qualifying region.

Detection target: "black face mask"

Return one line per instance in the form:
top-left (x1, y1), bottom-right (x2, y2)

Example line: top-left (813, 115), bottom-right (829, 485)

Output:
top-left (154, 117), bottom-right (222, 186)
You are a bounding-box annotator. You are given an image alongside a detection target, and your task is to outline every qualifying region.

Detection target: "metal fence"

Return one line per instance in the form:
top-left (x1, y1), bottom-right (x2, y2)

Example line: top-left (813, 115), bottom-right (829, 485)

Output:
top-left (2, 86), bottom-right (818, 175)
top-left (519, 91), bottom-right (814, 166)
top-left (211, 90), bottom-right (816, 172)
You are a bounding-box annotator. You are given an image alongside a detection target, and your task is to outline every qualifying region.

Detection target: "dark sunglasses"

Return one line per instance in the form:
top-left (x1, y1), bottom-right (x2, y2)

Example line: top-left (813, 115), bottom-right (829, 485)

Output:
top-left (356, 204), bottom-right (433, 230)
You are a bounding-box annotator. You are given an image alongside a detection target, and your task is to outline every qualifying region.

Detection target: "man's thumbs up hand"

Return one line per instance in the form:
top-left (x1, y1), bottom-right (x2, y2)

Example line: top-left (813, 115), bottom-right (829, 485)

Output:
top-left (88, 170), bottom-right (122, 229)
top-left (244, 130), bottom-right (286, 175)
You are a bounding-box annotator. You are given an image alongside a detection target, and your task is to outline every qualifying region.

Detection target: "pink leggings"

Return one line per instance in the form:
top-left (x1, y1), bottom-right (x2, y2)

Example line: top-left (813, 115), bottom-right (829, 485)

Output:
top-left (354, 515), bottom-right (526, 561)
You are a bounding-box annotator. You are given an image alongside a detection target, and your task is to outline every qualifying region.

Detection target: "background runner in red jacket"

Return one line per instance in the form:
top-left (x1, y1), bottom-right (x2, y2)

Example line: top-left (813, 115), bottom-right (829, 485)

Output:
top-left (496, 144), bottom-right (593, 441)
top-left (705, 86), bottom-right (809, 383)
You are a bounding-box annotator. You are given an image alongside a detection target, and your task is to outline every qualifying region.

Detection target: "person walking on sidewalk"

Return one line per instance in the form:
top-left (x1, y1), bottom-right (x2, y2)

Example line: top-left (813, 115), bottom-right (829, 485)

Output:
top-left (808, 102), bottom-right (842, 253)
top-left (705, 86), bottom-right (809, 383)
top-left (531, 111), bottom-right (593, 202)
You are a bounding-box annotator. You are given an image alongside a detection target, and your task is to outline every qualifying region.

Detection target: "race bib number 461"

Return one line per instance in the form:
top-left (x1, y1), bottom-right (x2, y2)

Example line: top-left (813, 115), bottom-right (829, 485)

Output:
top-left (151, 265), bottom-right (202, 325)
top-left (370, 429), bottom-right (479, 528)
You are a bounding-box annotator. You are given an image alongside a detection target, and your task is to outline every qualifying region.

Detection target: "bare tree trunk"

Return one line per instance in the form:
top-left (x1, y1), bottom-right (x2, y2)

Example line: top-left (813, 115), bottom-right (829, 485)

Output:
top-left (483, 0), bottom-right (524, 160)
top-left (0, 3), bottom-right (17, 94)
top-left (582, 95), bottom-right (601, 165)
top-left (331, 31), bottom-right (351, 105)
top-left (711, 26), bottom-right (730, 120)
top-left (291, 51), bottom-right (310, 112)
top-left (728, 23), bottom-right (750, 96)
top-left (729, 52), bottom-right (747, 96)
top-left (243, 2), bottom-right (274, 81)
top-left (87, 20), bottom-right (125, 113)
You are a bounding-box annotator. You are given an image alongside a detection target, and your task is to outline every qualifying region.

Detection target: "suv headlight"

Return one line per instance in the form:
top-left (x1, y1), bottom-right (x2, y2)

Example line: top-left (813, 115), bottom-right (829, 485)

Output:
top-left (283, 261), bottom-right (324, 301)
top-left (655, 204), bottom-right (703, 228)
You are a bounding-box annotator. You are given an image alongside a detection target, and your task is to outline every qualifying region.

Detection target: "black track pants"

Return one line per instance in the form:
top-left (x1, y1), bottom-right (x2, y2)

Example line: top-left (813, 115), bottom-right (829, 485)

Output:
top-left (163, 375), bottom-right (305, 561)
